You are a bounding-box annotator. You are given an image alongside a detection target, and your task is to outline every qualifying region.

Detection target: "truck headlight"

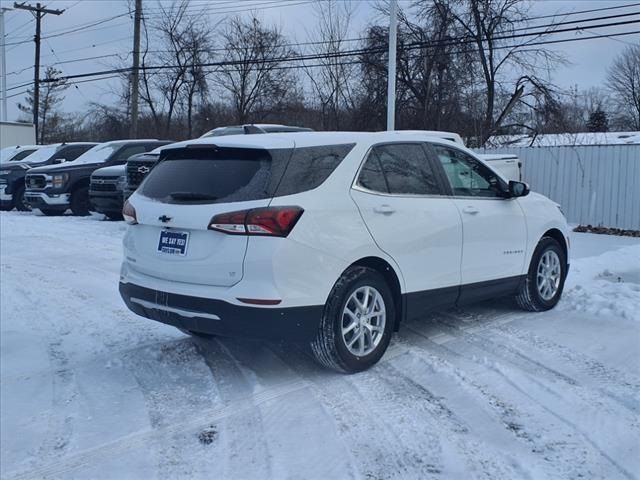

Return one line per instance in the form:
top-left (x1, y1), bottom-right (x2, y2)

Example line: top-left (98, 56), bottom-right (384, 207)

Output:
top-left (52, 173), bottom-right (69, 188)
top-left (0, 170), bottom-right (10, 175)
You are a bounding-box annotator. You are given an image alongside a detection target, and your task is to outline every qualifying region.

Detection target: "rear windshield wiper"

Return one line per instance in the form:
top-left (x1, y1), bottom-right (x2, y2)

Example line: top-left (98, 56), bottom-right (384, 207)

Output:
top-left (169, 192), bottom-right (218, 201)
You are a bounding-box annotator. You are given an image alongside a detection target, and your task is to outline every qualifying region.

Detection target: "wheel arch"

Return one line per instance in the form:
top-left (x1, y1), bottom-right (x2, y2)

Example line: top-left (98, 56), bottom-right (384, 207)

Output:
top-left (70, 176), bottom-right (90, 194)
top-left (349, 256), bottom-right (404, 332)
top-left (542, 228), bottom-right (568, 260)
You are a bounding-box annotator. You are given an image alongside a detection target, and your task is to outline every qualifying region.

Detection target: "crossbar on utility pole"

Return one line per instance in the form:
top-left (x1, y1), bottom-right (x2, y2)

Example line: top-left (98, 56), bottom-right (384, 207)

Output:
top-left (129, 0), bottom-right (142, 139)
top-left (386, 0), bottom-right (398, 131)
top-left (13, 2), bottom-right (64, 143)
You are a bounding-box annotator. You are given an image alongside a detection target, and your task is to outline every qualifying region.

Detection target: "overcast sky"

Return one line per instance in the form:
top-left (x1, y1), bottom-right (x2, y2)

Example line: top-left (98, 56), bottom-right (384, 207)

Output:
top-left (2, 0), bottom-right (639, 122)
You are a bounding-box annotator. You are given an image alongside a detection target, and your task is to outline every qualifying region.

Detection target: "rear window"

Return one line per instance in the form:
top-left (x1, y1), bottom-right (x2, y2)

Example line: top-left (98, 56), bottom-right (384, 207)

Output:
top-left (140, 143), bottom-right (354, 204)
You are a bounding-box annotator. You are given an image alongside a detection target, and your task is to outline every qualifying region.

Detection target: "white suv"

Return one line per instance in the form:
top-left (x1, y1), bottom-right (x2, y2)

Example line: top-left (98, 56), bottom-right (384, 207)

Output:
top-left (119, 131), bottom-right (570, 372)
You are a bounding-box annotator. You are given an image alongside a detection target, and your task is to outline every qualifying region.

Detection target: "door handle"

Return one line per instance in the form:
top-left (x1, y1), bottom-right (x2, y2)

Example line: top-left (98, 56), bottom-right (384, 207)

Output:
top-left (462, 206), bottom-right (479, 215)
top-left (373, 204), bottom-right (396, 215)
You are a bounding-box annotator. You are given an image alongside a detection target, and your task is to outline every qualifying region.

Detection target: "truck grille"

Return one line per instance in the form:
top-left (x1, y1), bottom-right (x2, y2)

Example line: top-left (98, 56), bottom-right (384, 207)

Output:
top-left (26, 175), bottom-right (47, 189)
top-left (127, 160), bottom-right (155, 190)
top-left (90, 175), bottom-right (120, 193)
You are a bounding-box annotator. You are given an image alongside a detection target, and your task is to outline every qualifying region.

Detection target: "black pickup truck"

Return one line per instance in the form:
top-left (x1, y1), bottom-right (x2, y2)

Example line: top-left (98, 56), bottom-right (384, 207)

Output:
top-left (25, 139), bottom-right (171, 216)
top-left (0, 142), bottom-right (96, 211)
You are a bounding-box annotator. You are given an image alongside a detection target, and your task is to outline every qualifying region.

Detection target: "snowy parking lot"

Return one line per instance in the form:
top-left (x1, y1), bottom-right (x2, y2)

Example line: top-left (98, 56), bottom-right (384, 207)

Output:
top-left (1, 211), bottom-right (639, 480)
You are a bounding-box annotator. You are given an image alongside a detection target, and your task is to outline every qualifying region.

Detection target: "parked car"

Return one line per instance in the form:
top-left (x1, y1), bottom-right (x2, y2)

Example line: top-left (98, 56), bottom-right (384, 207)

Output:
top-left (200, 124), bottom-right (313, 138)
top-left (124, 126), bottom-right (312, 197)
top-left (0, 142), bottom-right (96, 211)
top-left (119, 131), bottom-right (570, 373)
top-left (89, 164), bottom-right (127, 220)
top-left (0, 145), bottom-right (42, 164)
top-left (25, 140), bottom-right (171, 216)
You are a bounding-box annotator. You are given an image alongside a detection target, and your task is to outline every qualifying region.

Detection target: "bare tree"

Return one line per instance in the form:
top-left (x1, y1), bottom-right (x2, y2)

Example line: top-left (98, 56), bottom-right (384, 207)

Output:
top-left (18, 66), bottom-right (69, 143)
top-left (303, 0), bottom-right (357, 130)
top-left (608, 44), bottom-right (640, 130)
top-left (136, 0), bottom-right (213, 137)
top-left (433, 0), bottom-right (562, 145)
top-left (216, 15), bottom-right (297, 123)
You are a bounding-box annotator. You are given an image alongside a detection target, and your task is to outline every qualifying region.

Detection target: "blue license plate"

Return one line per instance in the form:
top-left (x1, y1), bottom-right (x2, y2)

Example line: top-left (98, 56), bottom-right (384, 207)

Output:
top-left (158, 230), bottom-right (189, 256)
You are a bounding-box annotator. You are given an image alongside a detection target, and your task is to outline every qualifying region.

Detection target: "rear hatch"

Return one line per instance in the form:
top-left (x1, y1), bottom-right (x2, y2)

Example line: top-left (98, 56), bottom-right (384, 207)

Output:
top-left (127, 142), bottom-right (294, 287)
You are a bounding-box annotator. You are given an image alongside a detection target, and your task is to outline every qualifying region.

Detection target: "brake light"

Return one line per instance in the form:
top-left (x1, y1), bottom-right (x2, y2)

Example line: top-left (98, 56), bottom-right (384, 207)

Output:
top-left (123, 200), bottom-right (138, 225)
top-left (209, 206), bottom-right (303, 237)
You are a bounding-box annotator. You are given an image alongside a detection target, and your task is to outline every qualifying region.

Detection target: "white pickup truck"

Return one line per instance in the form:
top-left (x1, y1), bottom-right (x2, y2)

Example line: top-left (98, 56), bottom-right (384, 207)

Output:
top-left (475, 153), bottom-right (522, 181)
top-left (407, 131), bottom-right (523, 181)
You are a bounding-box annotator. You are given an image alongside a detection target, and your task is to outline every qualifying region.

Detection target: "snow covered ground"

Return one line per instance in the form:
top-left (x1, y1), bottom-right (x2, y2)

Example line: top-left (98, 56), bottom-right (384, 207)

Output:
top-left (1, 211), bottom-right (639, 480)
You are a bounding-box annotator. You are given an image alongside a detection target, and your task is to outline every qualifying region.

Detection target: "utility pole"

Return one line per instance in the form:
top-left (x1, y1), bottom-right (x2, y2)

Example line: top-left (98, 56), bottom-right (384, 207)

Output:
top-left (129, 0), bottom-right (142, 139)
top-left (386, 0), bottom-right (398, 131)
top-left (0, 7), bottom-right (11, 121)
top-left (13, 2), bottom-right (63, 142)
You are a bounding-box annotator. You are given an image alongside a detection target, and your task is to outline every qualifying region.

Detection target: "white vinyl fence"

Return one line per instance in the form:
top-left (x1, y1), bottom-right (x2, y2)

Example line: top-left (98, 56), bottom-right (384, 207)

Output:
top-left (476, 145), bottom-right (640, 230)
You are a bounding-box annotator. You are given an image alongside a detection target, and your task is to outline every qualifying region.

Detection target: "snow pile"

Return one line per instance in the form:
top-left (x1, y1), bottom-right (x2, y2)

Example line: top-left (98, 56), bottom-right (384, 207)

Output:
top-left (486, 131), bottom-right (640, 148)
top-left (562, 244), bottom-right (640, 320)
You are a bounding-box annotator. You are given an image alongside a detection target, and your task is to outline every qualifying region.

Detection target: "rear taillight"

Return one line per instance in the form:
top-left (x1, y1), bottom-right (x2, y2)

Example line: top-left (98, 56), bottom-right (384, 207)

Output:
top-left (209, 206), bottom-right (303, 237)
top-left (123, 200), bottom-right (137, 225)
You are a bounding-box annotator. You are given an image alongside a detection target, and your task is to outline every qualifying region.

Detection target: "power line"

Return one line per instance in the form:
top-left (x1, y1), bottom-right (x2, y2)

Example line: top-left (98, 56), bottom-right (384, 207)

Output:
top-left (6, 27), bottom-right (639, 101)
top-left (7, 11), bottom-right (639, 82)
top-left (27, 21), bottom-right (640, 87)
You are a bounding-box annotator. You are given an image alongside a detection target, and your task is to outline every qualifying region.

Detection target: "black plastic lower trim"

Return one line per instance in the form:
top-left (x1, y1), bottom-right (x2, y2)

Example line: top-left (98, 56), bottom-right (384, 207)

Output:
top-left (90, 194), bottom-right (123, 214)
top-left (402, 274), bottom-right (526, 321)
top-left (119, 282), bottom-right (323, 342)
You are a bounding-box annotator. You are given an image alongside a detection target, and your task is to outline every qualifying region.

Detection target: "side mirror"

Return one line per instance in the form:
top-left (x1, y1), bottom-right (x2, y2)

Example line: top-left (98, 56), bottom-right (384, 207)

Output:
top-left (52, 158), bottom-right (66, 164)
top-left (508, 180), bottom-right (530, 198)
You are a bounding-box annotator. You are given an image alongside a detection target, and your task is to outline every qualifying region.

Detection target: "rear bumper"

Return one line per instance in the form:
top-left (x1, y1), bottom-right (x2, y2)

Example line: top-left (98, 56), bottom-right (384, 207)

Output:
top-left (119, 282), bottom-right (323, 342)
top-left (89, 191), bottom-right (123, 213)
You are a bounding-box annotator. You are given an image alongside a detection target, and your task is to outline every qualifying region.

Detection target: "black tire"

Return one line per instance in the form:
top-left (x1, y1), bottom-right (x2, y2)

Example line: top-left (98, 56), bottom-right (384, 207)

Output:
top-left (178, 328), bottom-right (215, 339)
top-left (515, 236), bottom-right (567, 312)
top-left (311, 266), bottom-right (395, 373)
top-left (13, 184), bottom-right (31, 212)
top-left (70, 186), bottom-right (91, 216)
top-left (39, 208), bottom-right (65, 216)
top-left (105, 211), bottom-right (124, 221)
top-left (0, 204), bottom-right (12, 211)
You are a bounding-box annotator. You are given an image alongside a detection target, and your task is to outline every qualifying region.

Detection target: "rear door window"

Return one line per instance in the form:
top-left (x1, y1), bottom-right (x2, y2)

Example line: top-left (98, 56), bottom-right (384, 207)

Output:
top-left (356, 143), bottom-right (443, 195)
top-left (273, 144), bottom-right (355, 196)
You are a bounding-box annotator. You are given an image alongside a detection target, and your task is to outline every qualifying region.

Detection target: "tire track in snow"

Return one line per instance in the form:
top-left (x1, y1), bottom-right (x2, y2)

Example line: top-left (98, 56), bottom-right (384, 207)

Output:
top-left (123, 338), bottom-right (225, 480)
top-left (192, 337), bottom-right (274, 480)
top-left (208, 338), bottom-right (356, 480)
top-left (385, 342), bottom-right (549, 479)
top-left (436, 313), bottom-right (640, 420)
top-left (4, 378), bottom-right (309, 480)
top-left (429, 316), bottom-right (639, 478)
top-left (401, 323), bottom-right (601, 479)
top-left (358, 360), bottom-right (525, 479)
top-left (494, 324), bottom-right (640, 411)
top-left (268, 343), bottom-right (416, 480)
top-left (10, 282), bottom-right (79, 464)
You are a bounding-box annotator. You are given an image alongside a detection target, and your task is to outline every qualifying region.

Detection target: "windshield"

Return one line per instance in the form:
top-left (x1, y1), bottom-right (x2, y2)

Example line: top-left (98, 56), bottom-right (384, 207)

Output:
top-left (67, 143), bottom-right (119, 165)
top-left (18, 145), bottom-right (60, 164)
top-left (0, 147), bottom-right (16, 163)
